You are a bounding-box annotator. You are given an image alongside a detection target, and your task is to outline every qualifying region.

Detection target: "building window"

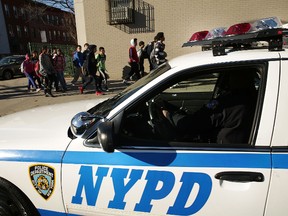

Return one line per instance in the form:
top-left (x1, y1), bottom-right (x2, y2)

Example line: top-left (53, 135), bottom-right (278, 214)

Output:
top-left (24, 26), bottom-right (29, 37)
top-left (8, 25), bottom-right (14, 37)
top-left (107, 0), bottom-right (134, 25)
top-left (40, 30), bottom-right (47, 42)
top-left (60, 18), bottom-right (64, 25)
top-left (4, 4), bottom-right (10, 17)
top-left (53, 30), bottom-right (56, 39)
top-left (31, 27), bottom-right (37, 38)
top-left (51, 15), bottom-right (55, 24)
top-left (62, 32), bottom-right (66, 41)
top-left (57, 31), bottom-right (61, 39)
top-left (55, 16), bottom-right (59, 25)
top-left (20, 8), bottom-right (26, 20)
top-left (46, 14), bottom-right (50, 23)
top-left (16, 25), bottom-right (21, 37)
top-left (49, 31), bottom-right (52, 40)
top-left (13, 6), bottom-right (18, 18)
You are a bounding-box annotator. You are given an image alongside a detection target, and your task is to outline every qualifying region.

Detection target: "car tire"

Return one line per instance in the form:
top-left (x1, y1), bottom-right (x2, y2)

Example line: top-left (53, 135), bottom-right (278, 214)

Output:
top-left (0, 177), bottom-right (39, 216)
top-left (3, 70), bottom-right (13, 80)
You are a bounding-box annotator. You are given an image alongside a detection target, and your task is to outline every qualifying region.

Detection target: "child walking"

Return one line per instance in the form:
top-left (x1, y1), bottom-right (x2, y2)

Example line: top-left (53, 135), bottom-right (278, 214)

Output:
top-left (22, 54), bottom-right (40, 92)
top-left (96, 47), bottom-right (109, 91)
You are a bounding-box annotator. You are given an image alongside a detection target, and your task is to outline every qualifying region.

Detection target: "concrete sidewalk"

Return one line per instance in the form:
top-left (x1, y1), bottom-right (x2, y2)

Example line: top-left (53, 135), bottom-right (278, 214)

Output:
top-left (0, 76), bottom-right (126, 117)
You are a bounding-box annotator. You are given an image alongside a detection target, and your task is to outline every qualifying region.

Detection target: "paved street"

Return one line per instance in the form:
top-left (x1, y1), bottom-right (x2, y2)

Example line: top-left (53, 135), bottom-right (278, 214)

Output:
top-left (0, 76), bottom-right (126, 117)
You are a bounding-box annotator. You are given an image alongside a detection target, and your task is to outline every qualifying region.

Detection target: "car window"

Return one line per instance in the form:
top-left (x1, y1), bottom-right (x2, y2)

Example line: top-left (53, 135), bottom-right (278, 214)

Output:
top-left (0, 57), bottom-right (10, 64)
top-left (119, 63), bottom-right (266, 147)
top-left (16, 57), bottom-right (25, 63)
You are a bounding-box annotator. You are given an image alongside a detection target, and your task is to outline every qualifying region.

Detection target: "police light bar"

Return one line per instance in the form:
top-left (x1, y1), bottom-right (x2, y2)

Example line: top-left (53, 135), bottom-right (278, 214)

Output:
top-left (182, 17), bottom-right (286, 56)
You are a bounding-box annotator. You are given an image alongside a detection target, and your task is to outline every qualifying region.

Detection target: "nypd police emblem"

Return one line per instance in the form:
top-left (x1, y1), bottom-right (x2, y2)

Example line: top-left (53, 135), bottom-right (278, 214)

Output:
top-left (29, 164), bottom-right (55, 200)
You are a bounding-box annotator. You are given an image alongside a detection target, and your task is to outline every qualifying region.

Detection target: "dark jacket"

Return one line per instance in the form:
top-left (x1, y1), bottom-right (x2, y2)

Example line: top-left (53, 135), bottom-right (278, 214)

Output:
top-left (87, 45), bottom-right (97, 75)
top-left (171, 89), bottom-right (257, 144)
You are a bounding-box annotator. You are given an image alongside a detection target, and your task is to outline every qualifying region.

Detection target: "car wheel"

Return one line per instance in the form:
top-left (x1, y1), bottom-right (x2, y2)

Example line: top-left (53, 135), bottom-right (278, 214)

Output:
top-left (0, 178), bottom-right (39, 216)
top-left (3, 70), bottom-right (13, 80)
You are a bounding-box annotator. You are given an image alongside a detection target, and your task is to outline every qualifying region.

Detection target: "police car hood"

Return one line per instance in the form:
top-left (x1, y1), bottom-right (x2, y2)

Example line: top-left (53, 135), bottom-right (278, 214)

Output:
top-left (0, 99), bottom-right (106, 151)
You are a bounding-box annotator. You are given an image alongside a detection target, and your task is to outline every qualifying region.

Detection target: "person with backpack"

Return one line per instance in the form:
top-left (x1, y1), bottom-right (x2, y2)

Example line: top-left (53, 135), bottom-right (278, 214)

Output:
top-left (150, 32), bottom-right (167, 70)
top-left (79, 44), bottom-right (103, 95)
top-left (143, 36), bottom-right (157, 71)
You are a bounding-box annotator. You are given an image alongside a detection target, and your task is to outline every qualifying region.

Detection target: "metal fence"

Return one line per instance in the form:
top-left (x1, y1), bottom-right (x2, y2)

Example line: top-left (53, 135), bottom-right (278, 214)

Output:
top-left (27, 42), bottom-right (76, 76)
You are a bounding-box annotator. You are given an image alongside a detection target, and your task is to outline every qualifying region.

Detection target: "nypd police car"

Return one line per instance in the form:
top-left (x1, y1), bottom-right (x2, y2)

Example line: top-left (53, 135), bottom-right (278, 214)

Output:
top-left (1, 17), bottom-right (288, 215)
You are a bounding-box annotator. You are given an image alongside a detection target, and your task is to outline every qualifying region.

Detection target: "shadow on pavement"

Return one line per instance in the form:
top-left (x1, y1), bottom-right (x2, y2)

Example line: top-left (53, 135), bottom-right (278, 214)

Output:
top-left (0, 78), bottom-right (127, 100)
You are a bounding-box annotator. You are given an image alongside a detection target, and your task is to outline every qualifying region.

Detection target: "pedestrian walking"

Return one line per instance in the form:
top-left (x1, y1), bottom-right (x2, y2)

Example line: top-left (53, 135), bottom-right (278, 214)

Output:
top-left (150, 32), bottom-right (167, 69)
top-left (31, 50), bottom-right (43, 90)
top-left (137, 41), bottom-right (145, 77)
top-left (79, 44), bottom-right (103, 95)
top-left (39, 46), bottom-right (57, 97)
top-left (144, 36), bottom-right (157, 71)
top-left (71, 45), bottom-right (85, 86)
top-left (21, 54), bottom-right (40, 93)
top-left (96, 47), bottom-right (109, 91)
top-left (53, 48), bottom-right (67, 92)
top-left (123, 38), bottom-right (140, 84)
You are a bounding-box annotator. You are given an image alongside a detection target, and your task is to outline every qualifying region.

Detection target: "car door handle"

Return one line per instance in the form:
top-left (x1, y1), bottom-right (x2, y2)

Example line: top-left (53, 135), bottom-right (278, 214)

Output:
top-left (215, 171), bottom-right (264, 182)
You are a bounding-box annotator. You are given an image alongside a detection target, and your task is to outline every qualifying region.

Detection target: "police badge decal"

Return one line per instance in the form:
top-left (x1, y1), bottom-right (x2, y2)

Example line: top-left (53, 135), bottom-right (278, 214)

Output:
top-left (29, 164), bottom-right (55, 200)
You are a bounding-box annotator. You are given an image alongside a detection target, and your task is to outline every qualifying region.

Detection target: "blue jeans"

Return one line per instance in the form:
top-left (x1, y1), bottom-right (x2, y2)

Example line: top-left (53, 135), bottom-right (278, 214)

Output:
top-left (56, 71), bottom-right (67, 90)
top-left (24, 72), bottom-right (37, 90)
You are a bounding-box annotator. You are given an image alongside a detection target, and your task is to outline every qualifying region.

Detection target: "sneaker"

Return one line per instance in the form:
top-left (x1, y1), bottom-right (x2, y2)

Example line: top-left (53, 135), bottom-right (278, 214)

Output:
top-left (78, 86), bottom-right (83, 94)
top-left (103, 86), bottom-right (109, 92)
top-left (71, 82), bottom-right (76, 86)
top-left (36, 88), bottom-right (41, 92)
top-left (95, 90), bottom-right (103, 96)
top-left (122, 80), bottom-right (130, 85)
top-left (45, 93), bottom-right (55, 97)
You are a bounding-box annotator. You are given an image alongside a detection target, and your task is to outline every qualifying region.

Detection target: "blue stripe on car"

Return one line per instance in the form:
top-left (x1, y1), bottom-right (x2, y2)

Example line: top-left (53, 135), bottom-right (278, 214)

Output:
top-left (0, 149), bottom-right (287, 169)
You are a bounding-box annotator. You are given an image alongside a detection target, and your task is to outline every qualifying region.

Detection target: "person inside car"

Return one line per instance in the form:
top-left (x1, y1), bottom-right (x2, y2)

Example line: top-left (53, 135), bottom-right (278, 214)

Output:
top-left (161, 70), bottom-right (257, 144)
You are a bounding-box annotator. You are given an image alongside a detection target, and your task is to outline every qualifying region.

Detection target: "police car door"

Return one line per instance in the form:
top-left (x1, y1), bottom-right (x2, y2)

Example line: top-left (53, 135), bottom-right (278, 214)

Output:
top-left (61, 61), bottom-right (278, 216)
top-left (263, 55), bottom-right (288, 216)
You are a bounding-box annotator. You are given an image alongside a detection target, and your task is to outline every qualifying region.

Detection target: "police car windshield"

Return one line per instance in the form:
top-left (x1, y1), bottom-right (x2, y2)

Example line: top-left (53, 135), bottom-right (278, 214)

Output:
top-left (88, 63), bottom-right (171, 116)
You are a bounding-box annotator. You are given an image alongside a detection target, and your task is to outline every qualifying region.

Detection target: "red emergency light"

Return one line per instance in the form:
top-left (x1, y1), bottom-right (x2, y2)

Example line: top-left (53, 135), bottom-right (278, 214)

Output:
top-left (225, 23), bottom-right (252, 36)
top-left (189, 30), bottom-right (209, 42)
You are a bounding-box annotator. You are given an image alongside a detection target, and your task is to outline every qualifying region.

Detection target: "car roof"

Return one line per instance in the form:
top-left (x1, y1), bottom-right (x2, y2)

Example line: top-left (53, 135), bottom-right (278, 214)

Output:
top-left (168, 48), bottom-right (285, 70)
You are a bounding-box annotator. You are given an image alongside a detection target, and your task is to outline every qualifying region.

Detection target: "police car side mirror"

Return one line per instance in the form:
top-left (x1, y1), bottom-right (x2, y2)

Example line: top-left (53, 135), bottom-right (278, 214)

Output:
top-left (97, 121), bottom-right (115, 153)
top-left (70, 112), bottom-right (102, 138)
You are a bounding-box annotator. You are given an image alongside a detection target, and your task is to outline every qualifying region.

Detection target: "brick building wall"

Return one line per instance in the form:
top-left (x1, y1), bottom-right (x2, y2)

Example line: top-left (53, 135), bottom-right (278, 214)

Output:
top-left (74, 0), bottom-right (288, 80)
top-left (1, 0), bottom-right (77, 54)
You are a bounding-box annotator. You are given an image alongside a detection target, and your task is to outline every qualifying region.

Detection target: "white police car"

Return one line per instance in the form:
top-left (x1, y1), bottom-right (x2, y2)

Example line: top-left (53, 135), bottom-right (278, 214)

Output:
top-left (1, 17), bottom-right (288, 216)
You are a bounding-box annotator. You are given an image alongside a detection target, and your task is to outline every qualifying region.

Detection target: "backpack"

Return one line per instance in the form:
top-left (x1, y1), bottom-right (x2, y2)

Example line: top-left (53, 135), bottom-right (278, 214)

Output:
top-left (34, 61), bottom-right (40, 72)
top-left (20, 62), bottom-right (24, 73)
top-left (143, 41), bottom-right (154, 59)
top-left (143, 41), bottom-right (154, 58)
